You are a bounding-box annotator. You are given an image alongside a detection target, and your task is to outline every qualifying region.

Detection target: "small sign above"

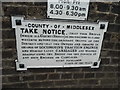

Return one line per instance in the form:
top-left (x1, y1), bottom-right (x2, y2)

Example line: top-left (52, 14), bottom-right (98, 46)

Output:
top-left (12, 16), bottom-right (108, 71)
top-left (47, 0), bottom-right (90, 20)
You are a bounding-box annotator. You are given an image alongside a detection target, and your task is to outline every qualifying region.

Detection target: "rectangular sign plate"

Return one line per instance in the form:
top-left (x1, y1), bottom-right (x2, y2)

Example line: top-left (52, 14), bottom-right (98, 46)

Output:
top-left (12, 16), bottom-right (108, 70)
top-left (47, 0), bottom-right (90, 20)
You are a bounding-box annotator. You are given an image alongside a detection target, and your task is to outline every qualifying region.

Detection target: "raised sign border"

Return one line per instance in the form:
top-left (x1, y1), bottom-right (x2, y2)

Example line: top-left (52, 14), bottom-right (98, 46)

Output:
top-left (12, 16), bottom-right (108, 71)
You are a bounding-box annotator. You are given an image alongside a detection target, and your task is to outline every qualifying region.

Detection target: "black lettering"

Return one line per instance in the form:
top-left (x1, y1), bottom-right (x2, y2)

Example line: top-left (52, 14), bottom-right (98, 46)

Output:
top-left (43, 29), bottom-right (65, 35)
top-left (20, 28), bottom-right (24, 33)
top-left (67, 25), bottom-right (70, 29)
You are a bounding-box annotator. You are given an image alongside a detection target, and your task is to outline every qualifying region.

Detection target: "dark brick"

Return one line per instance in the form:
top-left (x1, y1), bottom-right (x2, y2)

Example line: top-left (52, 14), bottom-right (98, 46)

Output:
top-left (81, 66), bottom-right (103, 72)
top-left (104, 33), bottom-right (111, 41)
top-left (96, 73), bottom-right (105, 78)
top-left (2, 60), bottom-right (15, 68)
top-left (55, 80), bottom-right (77, 86)
top-left (115, 43), bottom-right (120, 50)
top-left (29, 81), bottom-right (54, 88)
top-left (111, 5), bottom-right (120, 14)
top-left (98, 85), bottom-right (116, 88)
top-left (118, 33), bottom-right (120, 42)
top-left (79, 79), bottom-right (99, 85)
top-left (2, 68), bottom-right (22, 75)
top-left (108, 24), bottom-right (120, 32)
top-left (56, 68), bottom-right (81, 73)
top-left (112, 2), bottom-right (120, 6)
top-left (2, 50), bottom-right (15, 59)
top-left (29, 68), bottom-right (55, 73)
top-left (2, 76), bottom-right (8, 83)
top-left (85, 73), bottom-right (95, 78)
top-left (103, 66), bottom-right (118, 72)
top-left (73, 73), bottom-right (84, 79)
top-left (2, 30), bottom-right (15, 39)
top-left (34, 2), bottom-right (47, 6)
top-left (105, 73), bottom-right (116, 78)
top-left (61, 73), bottom-right (72, 79)
top-left (2, 40), bottom-right (16, 49)
top-left (101, 79), bottom-right (118, 85)
top-left (116, 15), bottom-right (120, 24)
top-left (2, 2), bottom-right (34, 6)
top-left (111, 58), bottom-right (119, 64)
top-left (3, 6), bottom-right (27, 16)
top-left (8, 76), bottom-right (20, 82)
top-left (101, 58), bottom-right (110, 65)
top-left (35, 74), bottom-right (47, 80)
top-left (48, 73), bottom-right (60, 80)
top-left (2, 83), bottom-right (28, 88)
top-left (23, 75), bottom-right (34, 81)
top-left (107, 50), bottom-right (119, 57)
top-left (27, 7), bottom-right (47, 19)
top-left (101, 50), bottom-right (108, 57)
top-left (89, 2), bottom-right (97, 11)
top-left (110, 33), bottom-right (119, 42)
top-left (97, 2), bottom-right (110, 12)
top-left (103, 42), bottom-right (115, 49)
top-left (88, 13), bottom-right (116, 23)
top-left (2, 17), bottom-right (11, 29)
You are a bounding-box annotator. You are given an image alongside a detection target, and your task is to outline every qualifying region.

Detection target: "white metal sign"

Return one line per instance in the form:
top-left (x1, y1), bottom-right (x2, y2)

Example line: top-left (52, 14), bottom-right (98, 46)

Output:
top-left (12, 16), bottom-right (108, 70)
top-left (47, 0), bottom-right (90, 20)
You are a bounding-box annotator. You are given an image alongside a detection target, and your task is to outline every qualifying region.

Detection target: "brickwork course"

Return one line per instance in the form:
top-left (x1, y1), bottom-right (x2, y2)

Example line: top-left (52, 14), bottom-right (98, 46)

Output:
top-left (1, 1), bottom-right (120, 89)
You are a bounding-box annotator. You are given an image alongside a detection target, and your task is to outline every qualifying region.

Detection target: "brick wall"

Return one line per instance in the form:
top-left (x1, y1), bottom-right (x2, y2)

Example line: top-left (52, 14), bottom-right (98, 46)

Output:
top-left (1, 1), bottom-right (120, 89)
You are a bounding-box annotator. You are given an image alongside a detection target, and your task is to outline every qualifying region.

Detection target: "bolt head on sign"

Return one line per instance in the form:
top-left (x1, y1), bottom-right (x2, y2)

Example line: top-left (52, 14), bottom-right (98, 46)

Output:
top-left (47, 0), bottom-right (90, 20)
